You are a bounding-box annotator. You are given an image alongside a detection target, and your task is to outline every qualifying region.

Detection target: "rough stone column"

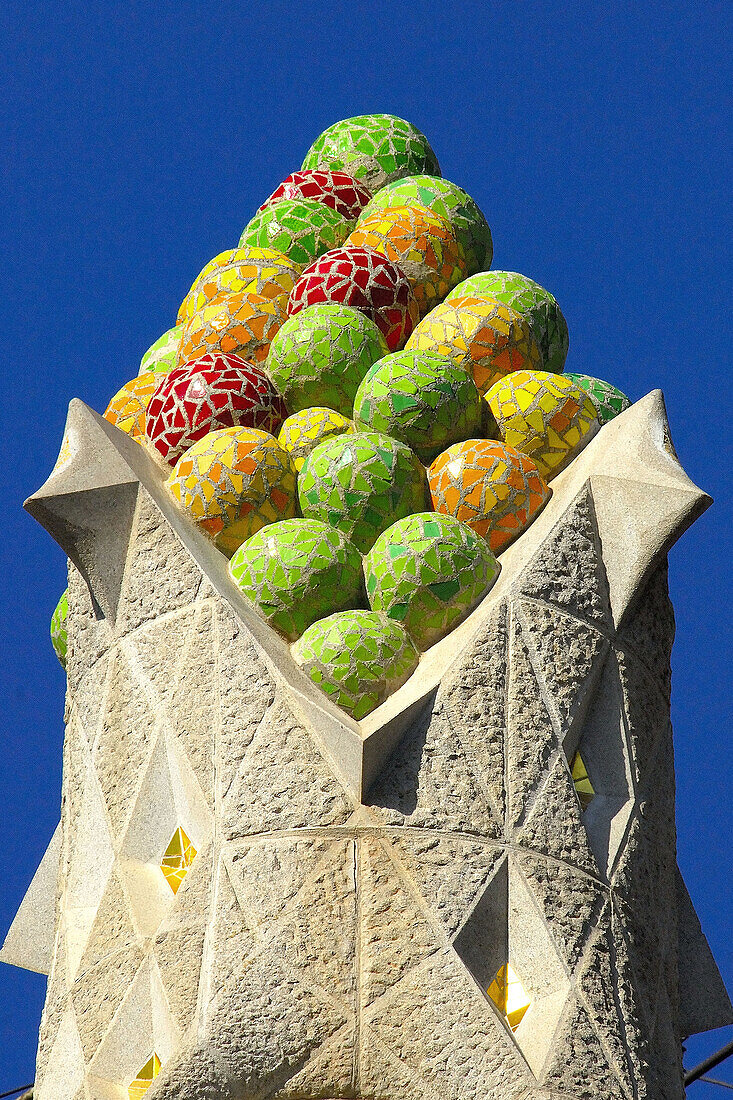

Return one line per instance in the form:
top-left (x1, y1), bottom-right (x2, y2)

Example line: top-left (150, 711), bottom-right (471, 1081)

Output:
top-left (3, 391), bottom-right (730, 1099)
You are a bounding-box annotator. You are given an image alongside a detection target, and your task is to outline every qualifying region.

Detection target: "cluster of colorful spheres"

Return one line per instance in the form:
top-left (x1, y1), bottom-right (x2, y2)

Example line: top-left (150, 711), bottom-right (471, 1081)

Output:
top-left (52, 114), bottom-right (630, 720)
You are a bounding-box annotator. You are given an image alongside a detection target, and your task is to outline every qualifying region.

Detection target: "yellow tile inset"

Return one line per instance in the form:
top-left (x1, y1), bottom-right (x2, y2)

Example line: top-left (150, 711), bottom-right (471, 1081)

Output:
top-left (487, 964), bottom-right (531, 1031)
top-left (161, 826), bottom-right (197, 895)
top-left (571, 750), bottom-right (595, 810)
top-left (128, 1052), bottom-right (161, 1099)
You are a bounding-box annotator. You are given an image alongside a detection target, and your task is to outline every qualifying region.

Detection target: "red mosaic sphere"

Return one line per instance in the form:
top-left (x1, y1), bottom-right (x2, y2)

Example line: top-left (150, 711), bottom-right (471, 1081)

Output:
top-left (145, 353), bottom-right (288, 466)
top-left (287, 246), bottom-right (419, 352)
top-left (257, 169), bottom-right (372, 222)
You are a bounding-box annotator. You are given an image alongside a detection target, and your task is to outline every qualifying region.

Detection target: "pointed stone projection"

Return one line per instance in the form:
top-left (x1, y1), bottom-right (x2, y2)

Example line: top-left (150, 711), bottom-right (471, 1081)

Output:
top-left (7, 374), bottom-right (729, 1100)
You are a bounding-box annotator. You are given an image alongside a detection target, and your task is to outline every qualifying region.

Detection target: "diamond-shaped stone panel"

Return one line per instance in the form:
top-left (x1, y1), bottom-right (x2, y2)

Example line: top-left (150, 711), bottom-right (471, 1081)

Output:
top-left (358, 837), bottom-right (441, 1009)
top-left (540, 996), bottom-right (629, 1098)
top-left (506, 607), bottom-right (561, 830)
top-left (517, 483), bottom-right (612, 628)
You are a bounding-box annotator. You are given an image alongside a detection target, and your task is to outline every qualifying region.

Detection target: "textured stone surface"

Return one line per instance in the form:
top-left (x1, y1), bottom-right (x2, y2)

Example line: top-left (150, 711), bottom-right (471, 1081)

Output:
top-left (14, 392), bottom-right (730, 1100)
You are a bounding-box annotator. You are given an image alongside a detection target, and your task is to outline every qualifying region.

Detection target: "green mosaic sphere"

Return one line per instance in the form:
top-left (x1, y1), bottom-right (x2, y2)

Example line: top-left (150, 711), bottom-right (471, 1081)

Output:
top-left (447, 271), bottom-right (569, 374)
top-left (266, 304), bottom-right (388, 417)
top-left (358, 175), bottom-right (492, 275)
top-left (292, 609), bottom-right (419, 720)
top-left (352, 350), bottom-right (483, 464)
top-left (51, 587), bottom-right (68, 670)
top-left (364, 512), bottom-right (500, 649)
top-left (565, 373), bottom-right (630, 424)
top-left (298, 431), bottom-right (430, 553)
top-left (139, 325), bottom-right (183, 375)
top-left (228, 519), bottom-right (364, 641)
top-left (239, 198), bottom-right (350, 268)
top-left (301, 115), bottom-right (441, 194)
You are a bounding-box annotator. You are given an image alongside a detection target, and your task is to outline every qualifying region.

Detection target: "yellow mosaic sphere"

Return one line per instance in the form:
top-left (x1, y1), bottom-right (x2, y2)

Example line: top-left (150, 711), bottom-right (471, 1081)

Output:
top-left (277, 407), bottom-right (355, 471)
top-left (177, 291), bottom-right (287, 366)
top-left (485, 370), bottom-right (598, 480)
top-left (103, 372), bottom-right (160, 441)
top-left (165, 426), bottom-right (297, 556)
top-left (177, 248), bottom-right (301, 326)
top-left (346, 203), bottom-right (465, 315)
top-left (407, 295), bottom-right (542, 396)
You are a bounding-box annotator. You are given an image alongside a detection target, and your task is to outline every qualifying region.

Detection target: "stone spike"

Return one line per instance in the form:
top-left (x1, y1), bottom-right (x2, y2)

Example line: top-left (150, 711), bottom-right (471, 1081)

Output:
top-left (584, 390), bottom-right (711, 627)
top-left (676, 867), bottom-right (733, 1036)
top-left (24, 400), bottom-right (142, 620)
top-left (0, 822), bottom-right (61, 975)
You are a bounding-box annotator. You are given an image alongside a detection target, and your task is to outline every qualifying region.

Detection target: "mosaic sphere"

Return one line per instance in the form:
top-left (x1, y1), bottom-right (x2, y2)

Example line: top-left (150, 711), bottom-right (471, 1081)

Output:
top-left (177, 291), bottom-right (286, 366)
top-left (447, 271), bottom-right (569, 374)
top-left (278, 407), bottom-right (355, 472)
top-left (140, 325), bottom-right (183, 374)
top-left (165, 427), bottom-right (297, 556)
top-left (565, 373), bottom-right (631, 424)
top-left (301, 114), bottom-right (441, 194)
top-left (358, 174), bottom-right (493, 275)
top-left (346, 204), bottom-right (464, 315)
top-left (292, 609), bottom-right (419, 720)
top-left (229, 518), bottom-right (364, 641)
top-left (50, 588), bottom-right (69, 670)
top-left (257, 169), bottom-right (372, 223)
top-left (486, 370), bottom-right (598, 480)
top-left (298, 431), bottom-right (430, 554)
top-left (288, 246), bottom-right (419, 352)
top-left (428, 439), bottom-right (550, 552)
top-left (104, 372), bottom-right (160, 441)
top-left (146, 354), bottom-right (287, 466)
top-left (239, 198), bottom-right (350, 268)
top-left (177, 248), bottom-right (300, 327)
top-left (352, 350), bottom-right (482, 464)
top-left (267, 302), bottom-right (388, 416)
top-left (364, 512), bottom-right (500, 650)
top-left (406, 296), bottom-right (541, 397)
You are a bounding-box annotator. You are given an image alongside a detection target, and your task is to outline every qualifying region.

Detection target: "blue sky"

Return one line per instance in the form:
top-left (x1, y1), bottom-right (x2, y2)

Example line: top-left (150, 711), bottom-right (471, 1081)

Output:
top-left (1, 0), bottom-right (731, 1092)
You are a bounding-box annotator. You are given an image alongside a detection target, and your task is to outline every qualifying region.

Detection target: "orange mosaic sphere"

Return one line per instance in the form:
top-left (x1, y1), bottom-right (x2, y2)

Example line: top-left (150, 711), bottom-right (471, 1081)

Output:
top-left (178, 291), bottom-right (286, 366)
top-left (428, 438), bottom-right (550, 553)
top-left (407, 295), bottom-right (542, 396)
top-left (177, 248), bottom-right (300, 327)
top-left (103, 372), bottom-right (160, 441)
top-left (346, 203), bottom-right (465, 315)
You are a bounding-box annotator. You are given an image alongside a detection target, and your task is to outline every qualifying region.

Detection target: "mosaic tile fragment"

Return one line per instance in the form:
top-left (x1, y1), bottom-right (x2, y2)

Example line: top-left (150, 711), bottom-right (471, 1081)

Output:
top-left (298, 431), bottom-right (430, 553)
top-left (177, 247), bottom-right (301, 326)
top-left (178, 290), bottom-right (286, 366)
top-left (161, 826), bottom-right (197, 894)
top-left (352, 349), bottom-right (482, 464)
top-left (229, 518), bottom-right (364, 640)
top-left (239, 198), bottom-right (350, 268)
top-left (301, 114), bottom-right (441, 193)
top-left (267, 302), bottom-right (388, 416)
top-left (278, 407), bottom-right (355, 471)
top-left (487, 964), bottom-right (531, 1031)
top-left (145, 354), bottom-right (287, 466)
top-left (50, 587), bottom-right (68, 669)
top-left (428, 438), bottom-right (550, 552)
top-left (358, 173), bottom-right (493, 274)
top-left (128, 1053), bottom-right (161, 1099)
top-left (292, 609), bottom-right (419, 719)
top-left (104, 372), bottom-right (160, 442)
top-left (565, 372), bottom-right (631, 424)
top-left (258, 169), bottom-right (372, 222)
top-left (139, 324), bottom-right (183, 374)
top-left (570, 751), bottom-right (595, 810)
top-left (407, 295), bottom-right (541, 396)
top-left (165, 426), bottom-right (297, 555)
top-left (346, 203), bottom-right (464, 314)
top-left (486, 370), bottom-right (598, 480)
top-left (364, 512), bottom-right (499, 649)
top-left (447, 270), bottom-right (569, 373)
top-left (287, 246), bottom-right (419, 352)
